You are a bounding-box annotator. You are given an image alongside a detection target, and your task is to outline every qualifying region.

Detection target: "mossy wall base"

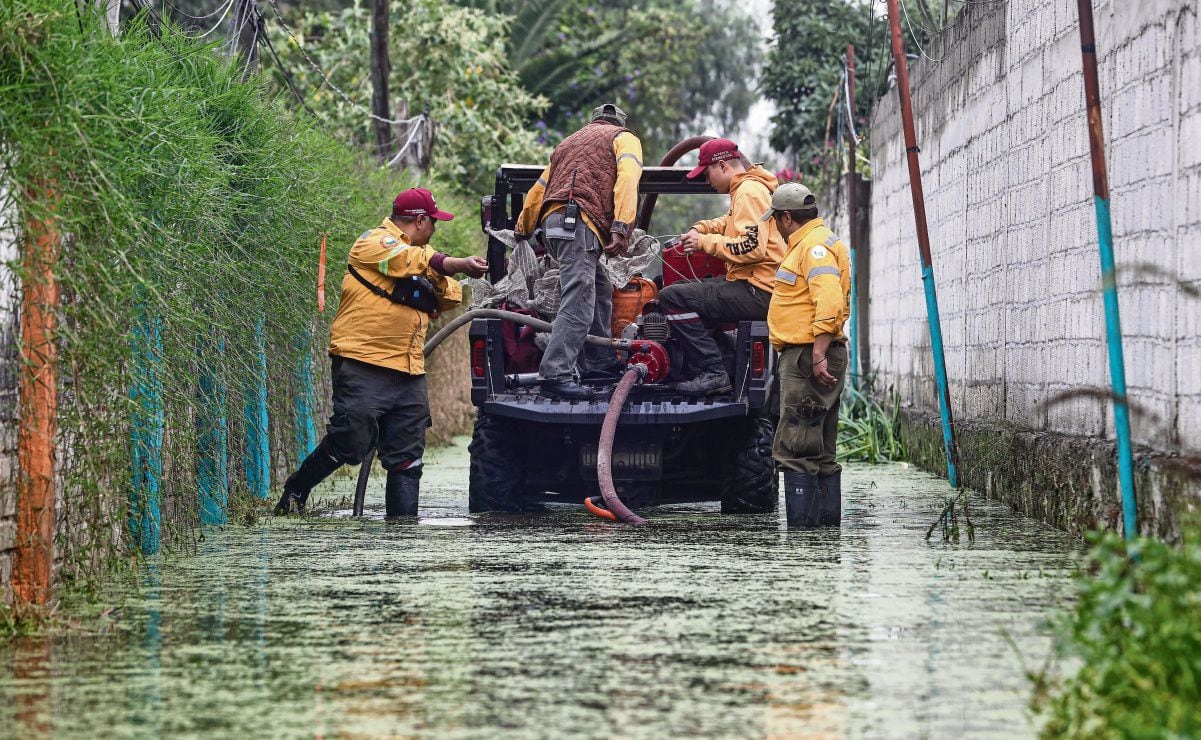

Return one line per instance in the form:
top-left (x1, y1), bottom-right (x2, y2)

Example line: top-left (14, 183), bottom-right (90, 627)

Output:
top-left (899, 409), bottom-right (1201, 541)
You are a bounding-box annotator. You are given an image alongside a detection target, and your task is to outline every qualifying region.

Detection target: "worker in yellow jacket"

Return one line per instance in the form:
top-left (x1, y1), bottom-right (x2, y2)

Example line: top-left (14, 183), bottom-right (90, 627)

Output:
top-left (661, 138), bottom-right (787, 395)
top-left (761, 182), bottom-right (851, 527)
top-left (275, 188), bottom-right (487, 518)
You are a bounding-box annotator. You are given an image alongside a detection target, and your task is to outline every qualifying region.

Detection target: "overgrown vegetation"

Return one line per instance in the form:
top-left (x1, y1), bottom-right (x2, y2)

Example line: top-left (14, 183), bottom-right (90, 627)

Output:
top-left (837, 376), bottom-right (905, 463)
top-left (764, 0), bottom-right (963, 191)
top-left (263, 0), bottom-right (549, 192)
top-left (1031, 529), bottom-right (1201, 737)
top-left (0, 0), bottom-right (480, 585)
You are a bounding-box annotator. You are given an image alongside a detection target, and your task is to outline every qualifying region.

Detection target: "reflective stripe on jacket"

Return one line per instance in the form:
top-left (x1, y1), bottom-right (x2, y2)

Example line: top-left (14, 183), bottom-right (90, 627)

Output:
top-left (691, 166), bottom-right (787, 293)
top-left (767, 218), bottom-right (850, 350)
top-left (328, 218), bottom-right (463, 374)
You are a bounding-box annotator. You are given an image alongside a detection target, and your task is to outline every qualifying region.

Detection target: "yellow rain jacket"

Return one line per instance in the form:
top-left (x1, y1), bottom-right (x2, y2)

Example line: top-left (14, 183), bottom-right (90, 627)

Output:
top-left (515, 131), bottom-right (644, 240)
top-left (328, 219), bottom-right (463, 375)
top-left (767, 218), bottom-right (850, 350)
top-left (691, 166), bottom-right (788, 294)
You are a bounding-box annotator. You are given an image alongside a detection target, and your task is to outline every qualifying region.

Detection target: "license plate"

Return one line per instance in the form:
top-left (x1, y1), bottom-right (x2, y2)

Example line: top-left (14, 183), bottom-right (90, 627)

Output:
top-left (580, 443), bottom-right (662, 481)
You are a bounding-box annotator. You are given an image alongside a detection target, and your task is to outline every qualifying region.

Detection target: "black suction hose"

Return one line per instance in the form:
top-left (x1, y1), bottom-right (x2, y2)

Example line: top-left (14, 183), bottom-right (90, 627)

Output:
top-left (353, 309), bottom-right (637, 514)
top-left (423, 308), bottom-right (630, 357)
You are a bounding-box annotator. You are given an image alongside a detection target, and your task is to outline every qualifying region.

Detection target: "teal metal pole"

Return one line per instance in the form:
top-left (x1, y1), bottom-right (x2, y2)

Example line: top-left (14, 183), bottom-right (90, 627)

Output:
top-left (1077, 0), bottom-right (1138, 539)
top-left (886, 0), bottom-right (959, 488)
top-left (198, 336), bottom-right (229, 525)
top-left (846, 45), bottom-right (860, 389)
top-left (293, 330), bottom-right (317, 460)
top-left (129, 306), bottom-right (163, 554)
top-left (243, 317), bottom-right (271, 499)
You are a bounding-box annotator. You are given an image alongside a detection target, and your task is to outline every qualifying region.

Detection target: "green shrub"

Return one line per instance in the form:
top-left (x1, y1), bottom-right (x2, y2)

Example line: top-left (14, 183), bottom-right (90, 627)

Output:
top-left (1032, 529), bottom-right (1201, 737)
top-left (837, 375), bottom-right (905, 463)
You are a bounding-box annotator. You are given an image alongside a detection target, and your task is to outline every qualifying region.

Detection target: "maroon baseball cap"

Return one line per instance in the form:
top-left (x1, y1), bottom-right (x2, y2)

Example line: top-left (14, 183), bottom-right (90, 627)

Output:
top-left (686, 138), bottom-right (742, 179)
top-left (392, 187), bottom-right (455, 220)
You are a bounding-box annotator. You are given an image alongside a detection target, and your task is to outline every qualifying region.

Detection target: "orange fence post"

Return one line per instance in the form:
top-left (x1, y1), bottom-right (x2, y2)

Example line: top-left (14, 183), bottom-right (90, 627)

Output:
top-left (15, 186), bottom-right (59, 609)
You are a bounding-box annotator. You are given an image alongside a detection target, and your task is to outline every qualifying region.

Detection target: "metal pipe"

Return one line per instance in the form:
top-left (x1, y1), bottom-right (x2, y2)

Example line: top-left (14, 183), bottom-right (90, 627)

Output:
top-left (846, 45), bottom-right (860, 390)
top-left (635, 135), bottom-right (714, 232)
top-left (885, 0), bottom-right (960, 488)
top-left (1076, 0), bottom-right (1138, 540)
top-left (15, 185), bottom-right (59, 607)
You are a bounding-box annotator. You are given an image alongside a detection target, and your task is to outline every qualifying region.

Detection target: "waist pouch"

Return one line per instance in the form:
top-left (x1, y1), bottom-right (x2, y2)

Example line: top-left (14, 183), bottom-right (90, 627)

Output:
top-left (347, 264), bottom-right (440, 314)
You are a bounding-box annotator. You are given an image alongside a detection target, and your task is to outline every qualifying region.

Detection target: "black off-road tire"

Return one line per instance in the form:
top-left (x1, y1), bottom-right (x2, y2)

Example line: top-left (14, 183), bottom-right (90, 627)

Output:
top-left (468, 413), bottom-right (526, 513)
top-left (720, 415), bottom-right (779, 514)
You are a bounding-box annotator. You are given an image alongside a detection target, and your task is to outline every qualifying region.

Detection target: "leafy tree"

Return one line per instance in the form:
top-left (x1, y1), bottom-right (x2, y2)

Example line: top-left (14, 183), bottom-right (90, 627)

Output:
top-left (263, 0), bottom-right (548, 193)
top-left (458, 0), bottom-right (759, 163)
top-left (763, 0), bottom-right (959, 186)
top-left (762, 0), bottom-right (874, 182)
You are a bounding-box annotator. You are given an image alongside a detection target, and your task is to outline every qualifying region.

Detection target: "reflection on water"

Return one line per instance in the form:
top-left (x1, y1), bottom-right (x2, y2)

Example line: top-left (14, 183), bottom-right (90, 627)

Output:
top-left (0, 438), bottom-right (1077, 737)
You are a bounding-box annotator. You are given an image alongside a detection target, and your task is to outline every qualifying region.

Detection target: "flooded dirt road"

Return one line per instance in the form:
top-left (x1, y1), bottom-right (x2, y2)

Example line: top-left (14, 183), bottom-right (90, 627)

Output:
top-left (1, 438), bottom-right (1078, 738)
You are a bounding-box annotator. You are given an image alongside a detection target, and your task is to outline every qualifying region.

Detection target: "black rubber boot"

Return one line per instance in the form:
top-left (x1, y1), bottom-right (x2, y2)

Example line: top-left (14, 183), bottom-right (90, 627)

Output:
top-left (817, 470), bottom-right (842, 526)
top-left (783, 470), bottom-right (821, 528)
top-left (385, 471), bottom-right (420, 518)
top-left (540, 378), bottom-right (596, 401)
top-left (676, 369), bottom-right (733, 396)
top-left (274, 445), bottom-right (342, 515)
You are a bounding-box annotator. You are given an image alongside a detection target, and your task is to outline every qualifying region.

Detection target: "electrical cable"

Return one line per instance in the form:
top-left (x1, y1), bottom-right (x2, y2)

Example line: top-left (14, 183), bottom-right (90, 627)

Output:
top-left (195, 0), bottom-right (237, 38)
top-left (160, 0), bottom-right (235, 21)
top-left (258, 17), bottom-right (326, 127)
top-left (265, 0), bottom-right (422, 127)
top-left (899, 0), bottom-right (947, 62)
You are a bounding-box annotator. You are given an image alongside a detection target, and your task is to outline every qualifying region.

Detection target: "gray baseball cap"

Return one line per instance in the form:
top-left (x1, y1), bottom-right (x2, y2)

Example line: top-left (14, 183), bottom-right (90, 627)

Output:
top-left (760, 182), bottom-right (817, 221)
top-left (590, 103), bottom-right (628, 127)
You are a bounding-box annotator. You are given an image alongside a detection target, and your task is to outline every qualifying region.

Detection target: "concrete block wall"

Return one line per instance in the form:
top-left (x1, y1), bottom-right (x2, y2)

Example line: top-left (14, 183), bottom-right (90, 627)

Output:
top-left (1, 181), bottom-right (18, 605)
top-left (868, 0), bottom-right (1201, 457)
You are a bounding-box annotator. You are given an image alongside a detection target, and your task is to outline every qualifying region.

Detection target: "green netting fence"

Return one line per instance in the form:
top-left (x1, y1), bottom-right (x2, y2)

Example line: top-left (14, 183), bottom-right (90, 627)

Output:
top-left (0, 0), bottom-right (480, 593)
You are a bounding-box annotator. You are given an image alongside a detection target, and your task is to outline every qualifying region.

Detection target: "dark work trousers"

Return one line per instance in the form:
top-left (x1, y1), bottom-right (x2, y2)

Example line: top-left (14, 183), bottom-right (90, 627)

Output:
top-left (658, 277), bottom-right (771, 375)
top-left (538, 211), bottom-right (615, 380)
top-left (773, 343), bottom-right (848, 476)
top-left (322, 356), bottom-right (430, 476)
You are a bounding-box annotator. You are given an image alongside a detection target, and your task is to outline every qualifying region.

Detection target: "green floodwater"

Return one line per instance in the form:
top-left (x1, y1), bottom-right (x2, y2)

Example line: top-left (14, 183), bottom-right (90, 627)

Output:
top-left (1, 437), bottom-right (1079, 738)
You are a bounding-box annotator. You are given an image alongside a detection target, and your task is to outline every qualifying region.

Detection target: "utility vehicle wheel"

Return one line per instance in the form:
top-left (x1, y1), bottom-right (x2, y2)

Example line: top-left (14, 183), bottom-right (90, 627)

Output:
top-left (720, 416), bottom-right (778, 514)
top-left (468, 414), bottom-right (526, 513)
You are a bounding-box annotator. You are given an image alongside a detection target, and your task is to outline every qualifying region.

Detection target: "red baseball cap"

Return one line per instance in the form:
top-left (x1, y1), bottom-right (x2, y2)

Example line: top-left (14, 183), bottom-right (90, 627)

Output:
top-left (392, 187), bottom-right (455, 220)
top-left (686, 138), bottom-right (742, 179)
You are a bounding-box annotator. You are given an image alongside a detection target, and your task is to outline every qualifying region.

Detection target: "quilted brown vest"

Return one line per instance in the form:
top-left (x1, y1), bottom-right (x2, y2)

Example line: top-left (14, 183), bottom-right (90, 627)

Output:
top-left (542, 122), bottom-right (628, 236)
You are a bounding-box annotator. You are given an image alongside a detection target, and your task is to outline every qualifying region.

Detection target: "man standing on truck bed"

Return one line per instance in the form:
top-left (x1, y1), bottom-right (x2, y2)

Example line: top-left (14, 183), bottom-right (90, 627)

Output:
top-left (274, 188), bottom-right (488, 518)
top-left (514, 103), bottom-right (644, 401)
top-left (662, 138), bottom-right (787, 395)
top-left (761, 183), bottom-right (850, 528)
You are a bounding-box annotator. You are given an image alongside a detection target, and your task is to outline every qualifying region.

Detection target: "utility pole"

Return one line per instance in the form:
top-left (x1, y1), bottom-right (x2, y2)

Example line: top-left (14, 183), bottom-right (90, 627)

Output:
top-left (845, 45), bottom-right (859, 388)
top-left (885, 0), bottom-right (960, 489)
top-left (1076, 0), bottom-right (1138, 540)
top-left (370, 0), bottom-right (393, 162)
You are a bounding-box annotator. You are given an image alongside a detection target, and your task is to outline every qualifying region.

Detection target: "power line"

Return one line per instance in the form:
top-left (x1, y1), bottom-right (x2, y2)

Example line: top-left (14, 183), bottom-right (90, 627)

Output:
top-left (264, 0), bottom-right (420, 127)
top-left (159, 0), bottom-right (235, 21)
top-left (257, 12), bottom-right (326, 127)
top-left (899, 0), bottom-right (948, 62)
top-left (195, 0), bottom-right (237, 38)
